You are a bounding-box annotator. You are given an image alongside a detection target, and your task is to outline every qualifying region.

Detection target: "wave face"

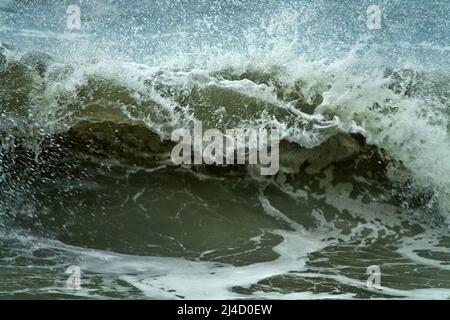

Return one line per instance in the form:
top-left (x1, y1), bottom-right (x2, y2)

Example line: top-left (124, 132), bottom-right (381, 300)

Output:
top-left (1, 0), bottom-right (450, 299)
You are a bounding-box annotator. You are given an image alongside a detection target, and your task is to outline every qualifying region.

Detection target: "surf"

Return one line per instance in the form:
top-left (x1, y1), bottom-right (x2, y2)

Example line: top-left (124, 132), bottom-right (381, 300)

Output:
top-left (0, 0), bottom-right (449, 299)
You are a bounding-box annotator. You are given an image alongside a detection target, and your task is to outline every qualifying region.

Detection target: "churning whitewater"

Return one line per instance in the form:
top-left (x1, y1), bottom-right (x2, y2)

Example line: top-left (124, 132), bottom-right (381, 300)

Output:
top-left (0, 0), bottom-right (449, 299)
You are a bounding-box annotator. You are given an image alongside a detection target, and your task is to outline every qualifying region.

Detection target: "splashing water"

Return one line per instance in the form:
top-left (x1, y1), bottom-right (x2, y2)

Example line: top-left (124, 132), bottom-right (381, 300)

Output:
top-left (0, 0), bottom-right (449, 299)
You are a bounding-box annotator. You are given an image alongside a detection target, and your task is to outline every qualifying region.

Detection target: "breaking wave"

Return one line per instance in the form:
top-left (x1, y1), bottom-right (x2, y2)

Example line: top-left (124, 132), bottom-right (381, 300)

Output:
top-left (1, 39), bottom-right (449, 220)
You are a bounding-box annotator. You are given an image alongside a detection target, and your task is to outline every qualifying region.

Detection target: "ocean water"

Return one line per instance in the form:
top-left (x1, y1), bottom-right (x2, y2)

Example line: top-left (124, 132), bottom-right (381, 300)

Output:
top-left (0, 0), bottom-right (449, 299)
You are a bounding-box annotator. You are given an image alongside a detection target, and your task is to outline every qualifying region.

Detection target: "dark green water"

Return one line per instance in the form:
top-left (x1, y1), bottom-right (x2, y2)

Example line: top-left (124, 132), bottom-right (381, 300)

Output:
top-left (0, 0), bottom-right (449, 299)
